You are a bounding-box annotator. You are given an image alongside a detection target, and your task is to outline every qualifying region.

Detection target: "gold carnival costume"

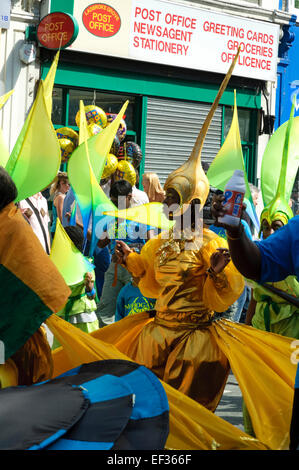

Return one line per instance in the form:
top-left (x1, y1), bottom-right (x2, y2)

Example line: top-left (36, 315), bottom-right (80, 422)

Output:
top-left (114, 227), bottom-right (243, 410)
top-left (88, 51), bottom-right (246, 410)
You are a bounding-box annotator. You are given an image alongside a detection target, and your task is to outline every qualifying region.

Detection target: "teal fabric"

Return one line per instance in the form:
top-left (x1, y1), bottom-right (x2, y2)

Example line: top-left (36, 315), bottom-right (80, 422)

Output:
top-left (50, 204), bottom-right (57, 234)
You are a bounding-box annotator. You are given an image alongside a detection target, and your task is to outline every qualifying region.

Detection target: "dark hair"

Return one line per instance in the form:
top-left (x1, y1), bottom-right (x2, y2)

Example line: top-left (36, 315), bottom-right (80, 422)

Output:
top-left (64, 225), bottom-right (84, 253)
top-left (110, 179), bottom-right (132, 199)
top-left (0, 166), bottom-right (18, 211)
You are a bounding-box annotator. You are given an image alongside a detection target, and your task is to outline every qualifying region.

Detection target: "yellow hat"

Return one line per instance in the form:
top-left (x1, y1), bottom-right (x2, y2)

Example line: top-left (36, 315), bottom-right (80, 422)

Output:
top-left (164, 49), bottom-right (240, 212)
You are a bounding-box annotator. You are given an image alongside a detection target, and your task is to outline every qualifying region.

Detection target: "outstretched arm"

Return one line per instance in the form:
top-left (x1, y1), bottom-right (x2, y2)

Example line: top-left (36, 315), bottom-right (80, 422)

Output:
top-left (212, 194), bottom-right (261, 281)
top-left (225, 223), bottom-right (262, 281)
top-left (115, 239), bottom-right (162, 299)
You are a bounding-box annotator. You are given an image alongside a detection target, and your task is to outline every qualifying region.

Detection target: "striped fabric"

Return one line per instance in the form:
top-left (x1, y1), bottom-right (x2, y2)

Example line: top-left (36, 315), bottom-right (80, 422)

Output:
top-left (0, 360), bottom-right (169, 450)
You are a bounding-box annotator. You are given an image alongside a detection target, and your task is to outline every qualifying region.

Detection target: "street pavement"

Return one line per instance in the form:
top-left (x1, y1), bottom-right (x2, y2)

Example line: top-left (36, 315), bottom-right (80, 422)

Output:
top-left (215, 371), bottom-right (244, 431)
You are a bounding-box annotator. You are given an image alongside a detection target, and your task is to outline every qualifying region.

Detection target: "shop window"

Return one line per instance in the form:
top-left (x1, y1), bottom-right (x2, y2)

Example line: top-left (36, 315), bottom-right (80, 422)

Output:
top-left (288, 0), bottom-right (299, 14)
top-left (223, 107), bottom-right (251, 142)
top-left (223, 106), bottom-right (257, 183)
top-left (52, 88), bottom-right (64, 125)
top-left (51, 87), bottom-right (140, 142)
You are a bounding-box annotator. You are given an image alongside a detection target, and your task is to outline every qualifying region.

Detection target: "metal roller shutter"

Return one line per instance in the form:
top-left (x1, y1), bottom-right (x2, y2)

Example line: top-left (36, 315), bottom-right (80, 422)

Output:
top-left (144, 97), bottom-right (222, 185)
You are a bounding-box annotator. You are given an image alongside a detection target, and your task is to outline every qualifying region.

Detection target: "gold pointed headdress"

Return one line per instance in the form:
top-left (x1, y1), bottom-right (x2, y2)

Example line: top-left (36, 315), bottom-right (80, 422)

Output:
top-left (164, 49), bottom-right (241, 211)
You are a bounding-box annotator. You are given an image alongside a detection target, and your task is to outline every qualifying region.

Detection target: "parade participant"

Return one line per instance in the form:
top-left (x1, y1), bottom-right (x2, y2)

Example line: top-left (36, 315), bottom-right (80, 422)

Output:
top-left (245, 197), bottom-right (299, 338)
top-left (142, 172), bottom-right (165, 203)
top-left (97, 179), bottom-right (154, 325)
top-left (115, 276), bottom-right (156, 322)
top-left (19, 192), bottom-right (51, 254)
top-left (96, 52), bottom-right (246, 409)
top-left (0, 167), bottom-right (70, 387)
top-left (52, 226), bottom-right (99, 349)
top-left (50, 172), bottom-right (70, 238)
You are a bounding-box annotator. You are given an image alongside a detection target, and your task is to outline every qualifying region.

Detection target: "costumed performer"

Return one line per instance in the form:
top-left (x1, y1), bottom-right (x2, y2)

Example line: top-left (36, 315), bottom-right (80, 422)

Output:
top-left (52, 226), bottom-right (99, 350)
top-left (114, 182), bottom-right (244, 410)
top-left (105, 54), bottom-right (245, 410)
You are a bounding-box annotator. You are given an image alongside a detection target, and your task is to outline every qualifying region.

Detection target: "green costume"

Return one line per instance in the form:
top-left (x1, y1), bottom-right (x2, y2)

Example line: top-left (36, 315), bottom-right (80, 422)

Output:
top-left (251, 277), bottom-right (299, 339)
top-left (243, 99), bottom-right (299, 436)
top-left (252, 99), bottom-right (299, 339)
top-left (52, 271), bottom-right (98, 349)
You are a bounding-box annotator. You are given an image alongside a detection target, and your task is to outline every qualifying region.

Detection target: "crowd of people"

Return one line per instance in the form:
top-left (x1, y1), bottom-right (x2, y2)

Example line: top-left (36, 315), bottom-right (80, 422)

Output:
top-left (6, 129), bottom-right (297, 449)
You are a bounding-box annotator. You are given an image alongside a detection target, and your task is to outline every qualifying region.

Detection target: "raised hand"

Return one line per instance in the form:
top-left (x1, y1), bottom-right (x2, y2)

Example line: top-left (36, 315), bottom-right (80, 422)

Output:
top-left (114, 240), bottom-right (133, 264)
top-left (209, 248), bottom-right (231, 274)
top-left (211, 193), bottom-right (246, 233)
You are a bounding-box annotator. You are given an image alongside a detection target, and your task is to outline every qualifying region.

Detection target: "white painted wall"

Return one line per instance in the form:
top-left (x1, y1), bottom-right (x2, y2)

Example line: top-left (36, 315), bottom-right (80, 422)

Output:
top-left (0, 1), bottom-right (40, 153)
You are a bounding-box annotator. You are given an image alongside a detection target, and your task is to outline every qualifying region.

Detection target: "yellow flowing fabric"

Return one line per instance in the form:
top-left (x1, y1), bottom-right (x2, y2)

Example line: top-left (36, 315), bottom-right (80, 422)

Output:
top-left (48, 314), bottom-right (266, 451)
top-left (47, 313), bottom-right (296, 450)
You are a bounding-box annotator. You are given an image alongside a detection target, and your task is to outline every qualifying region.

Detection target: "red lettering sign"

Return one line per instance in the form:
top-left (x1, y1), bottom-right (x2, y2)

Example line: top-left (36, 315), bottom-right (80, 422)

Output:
top-left (37, 12), bottom-right (78, 50)
top-left (83, 3), bottom-right (121, 38)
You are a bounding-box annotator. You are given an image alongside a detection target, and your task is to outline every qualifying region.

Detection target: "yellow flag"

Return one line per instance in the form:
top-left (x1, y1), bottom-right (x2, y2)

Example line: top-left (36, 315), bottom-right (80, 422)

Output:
top-left (0, 90), bottom-right (14, 167)
top-left (0, 89), bottom-right (14, 110)
top-left (50, 219), bottom-right (94, 286)
top-left (78, 99), bottom-right (90, 145)
top-left (6, 80), bottom-right (61, 202)
top-left (207, 90), bottom-right (250, 197)
top-left (43, 50), bottom-right (60, 118)
top-left (103, 202), bottom-right (174, 230)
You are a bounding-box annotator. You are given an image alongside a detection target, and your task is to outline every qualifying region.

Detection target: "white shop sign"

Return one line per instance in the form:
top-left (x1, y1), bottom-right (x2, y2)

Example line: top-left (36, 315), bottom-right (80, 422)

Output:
top-left (71, 0), bottom-right (280, 82)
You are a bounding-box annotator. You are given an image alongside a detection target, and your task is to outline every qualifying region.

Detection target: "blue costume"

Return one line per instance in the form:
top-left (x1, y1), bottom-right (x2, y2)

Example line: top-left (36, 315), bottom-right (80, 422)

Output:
top-left (115, 281), bottom-right (156, 322)
top-left (254, 215), bottom-right (299, 283)
top-left (62, 188), bottom-right (75, 227)
top-left (249, 215), bottom-right (299, 449)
